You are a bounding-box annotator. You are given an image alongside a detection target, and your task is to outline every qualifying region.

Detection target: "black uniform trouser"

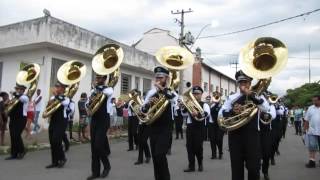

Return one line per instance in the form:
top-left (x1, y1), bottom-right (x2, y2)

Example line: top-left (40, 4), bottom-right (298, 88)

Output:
top-left (128, 116), bottom-right (139, 149)
top-left (281, 118), bottom-right (287, 138)
top-left (90, 117), bottom-right (111, 176)
top-left (175, 118), bottom-right (183, 139)
top-left (208, 123), bottom-right (224, 156)
top-left (186, 124), bottom-right (204, 169)
top-left (271, 120), bottom-right (281, 159)
top-left (260, 129), bottom-right (271, 175)
top-left (9, 117), bottom-right (27, 157)
top-left (68, 120), bottom-right (73, 139)
top-left (150, 129), bottom-right (171, 180)
top-left (203, 125), bottom-right (209, 141)
top-left (294, 121), bottom-right (302, 135)
top-left (49, 118), bottom-right (67, 164)
top-left (137, 124), bottom-right (151, 162)
top-left (229, 128), bottom-right (261, 180)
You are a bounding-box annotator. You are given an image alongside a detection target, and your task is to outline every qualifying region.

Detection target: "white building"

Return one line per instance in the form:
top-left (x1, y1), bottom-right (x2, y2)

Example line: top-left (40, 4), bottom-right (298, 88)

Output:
top-left (0, 15), bottom-right (159, 123)
top-left (133, 28), bottom-right (237, 100)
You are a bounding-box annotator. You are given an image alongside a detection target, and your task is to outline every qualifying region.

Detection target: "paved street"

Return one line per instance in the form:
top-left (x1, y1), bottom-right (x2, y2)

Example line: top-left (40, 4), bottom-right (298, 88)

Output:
top-left (0, 127), bottom-right (319, 180)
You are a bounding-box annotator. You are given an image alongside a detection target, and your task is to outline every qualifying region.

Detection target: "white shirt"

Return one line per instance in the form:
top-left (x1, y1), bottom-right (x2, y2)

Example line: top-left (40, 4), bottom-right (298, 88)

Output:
top-left (19, 95), bottom-right (29, 116)
top-left (182, 102), bottom-right (210, 124)
top-left (68, 101), bottom-right (75, 121)
top-left (304, 105), bottom-right (320, 136)
top-left (33, 95), bottom-right (42, 111)
top-left (208, 103), bottom-right (219, 123)
top-left (50, 96), bottom-right (70, 118)
top-left (276, 105), bottom-right (285, 116)
top-left (127, 101), bottom-right (136, 117)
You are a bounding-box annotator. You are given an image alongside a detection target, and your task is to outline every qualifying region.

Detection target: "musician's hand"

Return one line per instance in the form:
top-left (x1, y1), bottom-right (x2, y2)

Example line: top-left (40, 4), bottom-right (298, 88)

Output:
top-left (191, 111), bottom-right (198, 117)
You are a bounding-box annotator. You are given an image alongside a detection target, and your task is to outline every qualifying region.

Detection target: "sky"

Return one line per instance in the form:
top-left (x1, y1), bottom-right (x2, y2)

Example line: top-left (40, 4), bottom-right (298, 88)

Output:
top-left (0, 0), bottom-right (319, 95)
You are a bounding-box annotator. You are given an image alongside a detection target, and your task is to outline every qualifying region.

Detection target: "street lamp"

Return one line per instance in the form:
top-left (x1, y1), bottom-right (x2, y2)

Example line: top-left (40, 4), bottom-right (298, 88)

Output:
top-left (191, 20), bottom-right (220, 49)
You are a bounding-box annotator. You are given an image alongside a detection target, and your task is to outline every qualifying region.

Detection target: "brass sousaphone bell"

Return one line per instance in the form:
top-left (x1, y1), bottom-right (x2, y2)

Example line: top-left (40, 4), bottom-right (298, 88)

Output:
top-left (218, 37), bottom-right (288, 131)
top-left (42, 60), bottom-right (86, 118)
top-left (5, 63), bottom-right (40, 115)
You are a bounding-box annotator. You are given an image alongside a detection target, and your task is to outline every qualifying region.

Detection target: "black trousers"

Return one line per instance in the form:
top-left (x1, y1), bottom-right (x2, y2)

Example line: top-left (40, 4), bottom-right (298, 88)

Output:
top-left (271, 120), bottom-right (281, 159)
top-left (281, 118), bottom-right (287, 138)
top-left (137, 124), bottom-right (151, 162)
top-left (203, 125), bottom-right (209, 141)
top-left (9, 117), bottom-right (27, 157)
top-left (150, 129), bottom-right (171, 180)
top-left (294, 121), bottom-right (302, 135)
top-left (260, 129), bottom-right (272, 175)
top-left (208, 123), bottom-right (224, 156)
top-left (175, 118), bottom-right (183, 139)
top-left (186, 124), bottom-right (204, 169)
top-left (49, 118), bottom-right (67, 164)
top-left (229, 128), bottom-right (261, 180)
top-left (68, 120), bottom-right (73, 139)
top-left (90, 117), bottom-right (111, 176)
top-left (128, 116), bottom-right (139, 149)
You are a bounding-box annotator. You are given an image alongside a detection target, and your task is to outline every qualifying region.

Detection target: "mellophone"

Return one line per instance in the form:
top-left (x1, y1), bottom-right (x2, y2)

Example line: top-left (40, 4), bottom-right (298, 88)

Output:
top-left (5, 37), bottom-right (288, 128)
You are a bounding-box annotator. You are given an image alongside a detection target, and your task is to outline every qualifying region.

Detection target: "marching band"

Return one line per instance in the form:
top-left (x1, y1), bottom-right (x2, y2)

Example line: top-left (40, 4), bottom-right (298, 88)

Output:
top-left (2, 37), bottom-right (293, 180)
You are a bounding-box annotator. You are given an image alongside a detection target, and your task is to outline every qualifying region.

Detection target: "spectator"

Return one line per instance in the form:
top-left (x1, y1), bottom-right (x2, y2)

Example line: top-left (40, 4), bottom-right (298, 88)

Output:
top-left (109, 98), bottom-right (117, 134)
top-left (25, 98), bottom-right (35, 139)
top-left (115, 99), bottom-right (124, 130)
top-left (0, 92), bottom-right (9, 145)
top-left (32, 89), bottom-right (42, 133)
top-left (78, 93), bottom-right (89, 142)
top-left (294, 106), bottom-right (303, 135)
top-left (304, 95), bottom-right (320, 168)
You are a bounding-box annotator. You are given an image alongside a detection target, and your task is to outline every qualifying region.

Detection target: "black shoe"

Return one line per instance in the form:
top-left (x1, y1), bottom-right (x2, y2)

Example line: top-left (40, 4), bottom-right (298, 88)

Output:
top-left (46, 164), bottom-right (58, 169)
top-left (276, 150), bottom-right (280, 155)
top-left (175, 137), bottom-right (178, 140)
top-left (219, 154), bottom-right (223, 159)
top-left (211, 154), bottom-right (217, 159)
top-left (57, 159), bottom-right (66, 168)
top-left (183, 168), bottom-right (195, 172)
top-left (127, 148), bottom-right (133, 151)
top-left (101, 168), bottom-right (110, 178)
top-left (134, 161), bottom-right (143, 165)
top-left (5, 156), bottom-right (17, 160)
top-left (145, 157), bottom-right (151, 163)
top-left (65, 144), bottom-right (70, 152)
top-left (270, 158), bottom-right (275, 165)
top-left (17, 151), bottom-right (26, 159)
top-left (135, 146), bottom-right (139, 150)
top-left (87, 175), bottom-right (99, 180)
top-left (264, 173), bottom-right (270, 180)
top-left (305, 160), bottom-right (316, 168)
top-left (198, 164), bottom-right (203, 172)
top-left (167, 149), bottom-right (171, 155)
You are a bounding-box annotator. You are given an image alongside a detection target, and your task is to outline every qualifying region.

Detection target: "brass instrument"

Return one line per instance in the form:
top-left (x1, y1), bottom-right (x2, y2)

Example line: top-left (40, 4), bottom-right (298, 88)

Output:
top-left (135, 46), bottom-right (194, 125)
top-left (212, 91), bottom-right (221, 103)
top-left (268, 94), bottom-right (279, 104)
top-left (5, 63), bottom-right (40, 115)
top-left (127, 89), bottom-right (144, 120)
top-left (42, 60), bottom-right (86, 118)
top-left (218, 37), bottom-right (288, 131)
top-left (87, 44), bottom-right (123, 116)
top-left (180, 87), bottom-right (206, 121)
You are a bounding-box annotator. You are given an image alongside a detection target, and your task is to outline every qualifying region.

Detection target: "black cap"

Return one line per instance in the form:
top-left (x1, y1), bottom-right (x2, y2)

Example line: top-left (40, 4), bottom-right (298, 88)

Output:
top-left (192, 86), bottom-right (203, 94)
top-left (15, 83), bottom-right (27, 89)
top-left (154, 66), bottom-right (169, 77)
top-left (55, 81), bottom-right (68, 88)
top-left (235, 70), bottom-right (253, 83)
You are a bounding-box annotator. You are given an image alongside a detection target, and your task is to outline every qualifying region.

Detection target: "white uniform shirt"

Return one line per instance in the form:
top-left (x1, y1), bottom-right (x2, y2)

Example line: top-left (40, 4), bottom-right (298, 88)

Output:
top-left (208, 103), bottom-right (219, 123)
top-left (304, 105), bottom-right (320, 136)
top-left (19, 95), bottom-right (29, 116)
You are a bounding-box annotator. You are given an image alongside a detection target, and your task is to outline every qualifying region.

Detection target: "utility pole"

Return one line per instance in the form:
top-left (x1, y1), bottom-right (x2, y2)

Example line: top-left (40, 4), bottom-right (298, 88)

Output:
top-left (230, 59), bottom-right (239, 73)
top-left (171, 8), bottom-right (193, 93)
top-left (308, 44), bottom-right (311, 83)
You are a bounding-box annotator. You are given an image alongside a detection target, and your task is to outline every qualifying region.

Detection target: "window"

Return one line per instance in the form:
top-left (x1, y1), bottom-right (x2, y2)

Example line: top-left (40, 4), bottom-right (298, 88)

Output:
top-left (121, 73), bottom-right (132, 94)
top-left (204, 82), bottom-right (208, 92)
top-left (135, 76), bottom-right (140, 90)
top-left (51, 58), bottom-right (65, 87)
top-left (143, 78), bottom-right (151, 96)
top-left (0, 62), bottom-right (2, 89)
top-left (225, 89), bottom-right (228, 96)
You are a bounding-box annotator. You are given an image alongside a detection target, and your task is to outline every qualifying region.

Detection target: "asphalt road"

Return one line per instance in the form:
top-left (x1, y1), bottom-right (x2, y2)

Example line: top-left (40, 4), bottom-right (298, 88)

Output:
top-left (0, 127), bottom-right (319, 180)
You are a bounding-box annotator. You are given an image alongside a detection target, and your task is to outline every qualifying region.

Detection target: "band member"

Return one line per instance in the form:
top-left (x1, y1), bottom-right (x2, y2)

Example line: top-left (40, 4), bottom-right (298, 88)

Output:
top-left (203, 96), bottom-right (211, 141)
top-left (208, 92), bottom-right (224, 159)
top-left (270, 102), bottom-right (284, 165)
top-left (219, 70), bottom-right (270, 180)
top-left (87, 75), bottom-right (113, 180)
top-left (5, 84), bottom-right (29, 160)
top-left (124, 94), bottom-right (139, 151)
top-left (141, 66), bottom-right (176, 180)
top-left (182, 86), bottom-right (210, 172)
top-left (174, 99), bottom-right (184, 139)
top-left (259, 96), bottom-right (276, 180)
top-left (281, 105), bottom-right (288, 139)
top-left (46, 82), bottom-right (70, 168)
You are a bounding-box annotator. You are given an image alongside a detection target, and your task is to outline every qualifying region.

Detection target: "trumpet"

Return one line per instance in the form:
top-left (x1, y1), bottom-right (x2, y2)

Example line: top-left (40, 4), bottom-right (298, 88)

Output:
top-left (5, 63), bottom-right (40, 115)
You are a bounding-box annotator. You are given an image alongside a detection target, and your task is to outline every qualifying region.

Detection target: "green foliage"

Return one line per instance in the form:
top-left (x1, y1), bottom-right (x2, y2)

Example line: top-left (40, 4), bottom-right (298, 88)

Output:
top-left (284, 82), bottom-right (320, 108)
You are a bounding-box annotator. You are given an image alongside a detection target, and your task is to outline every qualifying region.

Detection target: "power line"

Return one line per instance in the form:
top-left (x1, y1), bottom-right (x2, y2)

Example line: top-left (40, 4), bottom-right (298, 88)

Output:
top-left (198, 8), bottom-right (320, 39)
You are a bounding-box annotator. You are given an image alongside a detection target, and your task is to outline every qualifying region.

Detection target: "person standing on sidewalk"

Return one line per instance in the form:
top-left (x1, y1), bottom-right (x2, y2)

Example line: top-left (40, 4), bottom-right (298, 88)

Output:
top-left (32, 89), bottom-right (42, 133)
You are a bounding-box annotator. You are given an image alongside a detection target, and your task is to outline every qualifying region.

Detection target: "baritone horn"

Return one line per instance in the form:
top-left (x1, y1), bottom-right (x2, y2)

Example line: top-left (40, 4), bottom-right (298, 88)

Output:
top-left (42, 60), bottom-right (86, 118)
top-left (218, 37), bottom-right (288, 131)
top-left (87, 43), bottom-right (123, 116)
top-left (5, 63), bottom-right (40, 115)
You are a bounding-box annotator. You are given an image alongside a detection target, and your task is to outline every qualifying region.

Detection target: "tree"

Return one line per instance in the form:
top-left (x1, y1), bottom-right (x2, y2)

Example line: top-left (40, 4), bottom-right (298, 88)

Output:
top-left (284, 82), bottom-right (320, 108)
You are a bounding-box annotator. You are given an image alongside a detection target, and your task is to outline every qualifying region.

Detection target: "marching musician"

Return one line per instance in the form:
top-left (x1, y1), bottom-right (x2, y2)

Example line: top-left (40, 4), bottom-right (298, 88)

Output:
top-left (124, 91), bottom-right (139, 151)
top-left (87, 74), bottom-right (113, 180)
top-left (5, 84), bottom-right (29, 160)
top-left (259, 93), bottom-right (276, 180)
top-left (219, 70), bottom-right (271, 180)
top-left (182, 86), bottom-right (210, 172)
top-left (141, 66), bottom-right (176, 180)
top-left (270, 100), bottom-right (284, 165)
top-left (46, 81), bottom-right (70, 168)
top-left (174, 98), bottom-right (184, 139)
top-left (208, 92), bottom-right (224, 160)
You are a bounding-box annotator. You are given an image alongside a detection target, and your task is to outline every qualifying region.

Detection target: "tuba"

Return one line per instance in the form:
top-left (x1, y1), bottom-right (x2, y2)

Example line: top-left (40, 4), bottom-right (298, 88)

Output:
top-left (5, 63), bottom-right (40, 115)
top-left (218, 37), bottom-right (288, 131)
top-left (136, 46), bottom-right (194, 125)
top-left (268, 94), bottom-right (279, 104)
top-left (212, 91), bottom-right (221, 103)
top-left (127, 89), bottom-right (144, 120)
top-left (180, 87), bottom-right (206, 121)
top-left (86, 44), bottom-right (123, 116)
top-left (42, 60), bottom-right (86, 118)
